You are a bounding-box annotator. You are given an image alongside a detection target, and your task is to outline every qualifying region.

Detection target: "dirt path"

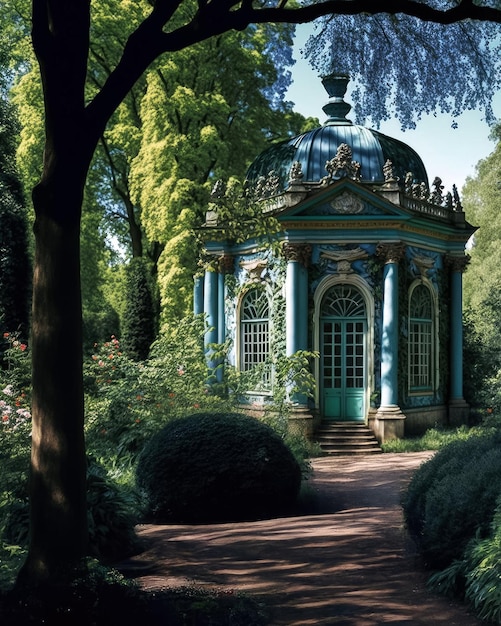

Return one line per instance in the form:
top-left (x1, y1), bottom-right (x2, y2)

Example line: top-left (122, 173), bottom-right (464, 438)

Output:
top-left (127, 452), bottom-right (483, 625)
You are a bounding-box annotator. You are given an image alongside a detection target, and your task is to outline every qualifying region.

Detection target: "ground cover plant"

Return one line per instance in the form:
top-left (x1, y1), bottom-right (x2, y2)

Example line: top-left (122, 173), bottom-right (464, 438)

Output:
top-left (1, 560), bottom-right (270, 625)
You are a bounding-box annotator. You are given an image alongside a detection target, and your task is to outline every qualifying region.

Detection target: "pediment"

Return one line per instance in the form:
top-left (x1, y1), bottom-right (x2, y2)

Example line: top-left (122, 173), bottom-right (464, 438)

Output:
top-left (304, 190), bottom-right (384, 216)
top-left (277, 179), bottom-right (410, 221)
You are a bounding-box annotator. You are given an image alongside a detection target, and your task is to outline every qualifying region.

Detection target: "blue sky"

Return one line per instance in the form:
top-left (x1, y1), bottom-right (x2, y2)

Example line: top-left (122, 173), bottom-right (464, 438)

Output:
top-left (286, 24), bottom-right (501, 195)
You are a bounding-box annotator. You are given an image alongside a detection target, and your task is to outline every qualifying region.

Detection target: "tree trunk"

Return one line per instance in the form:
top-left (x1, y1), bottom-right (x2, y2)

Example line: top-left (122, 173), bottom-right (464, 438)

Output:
top-left (16, 170), bottom-right (90, 587)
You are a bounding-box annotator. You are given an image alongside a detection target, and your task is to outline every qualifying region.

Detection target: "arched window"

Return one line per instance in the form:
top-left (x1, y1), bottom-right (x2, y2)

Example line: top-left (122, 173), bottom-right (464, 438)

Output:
top-left (408, 283), bottom-right (435, 391)
top-left (240, 288), bottom-right (271, 387)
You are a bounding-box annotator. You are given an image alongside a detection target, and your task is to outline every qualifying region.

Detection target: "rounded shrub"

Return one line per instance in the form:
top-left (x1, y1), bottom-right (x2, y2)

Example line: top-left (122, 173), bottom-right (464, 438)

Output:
top-left (135, 412), bottom-right (302, 523)
top-left (403, 432), bottom-right (501, 569)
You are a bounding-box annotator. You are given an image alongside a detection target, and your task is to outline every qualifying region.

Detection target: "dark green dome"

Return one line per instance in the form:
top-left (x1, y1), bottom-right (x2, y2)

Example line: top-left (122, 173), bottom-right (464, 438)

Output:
top-left (246, 75), bottom-right (428, 191)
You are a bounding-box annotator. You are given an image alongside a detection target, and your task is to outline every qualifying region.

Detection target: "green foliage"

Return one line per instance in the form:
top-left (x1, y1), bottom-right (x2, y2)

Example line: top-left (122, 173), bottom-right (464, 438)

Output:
top-left (121, 258), bottom-right (157, 361)
top-left (136, 411), bottom-right (302, 523)
top-left (84, 318), bottom-right (234, 463)
top-left (428, 497), bottom-right (501, 624)
top-left (0, 337), bottom-right (141, 579)
top-left (0, 98), bottom-right (31, 343)
top-left (1, 561), bottom-right (270, 625)
top-left (462, 133), bottom-right (501, 412)
top-left (203, 176), bottom-right (282, 246)
top-left (85, 461), bottom-right (142, 562)
top-left (149, 586), bottom-right (270, 626)
top-left (1, 559), bottom-right (147, 625)
top-left (82, 303), bottom-right (120, 355)
top-left (2, 460), bottom-right (142, 565)
top-left (7, 0), bottom-right (304, 330)
top-left (403, 432), bottom-right (501, 570)
top-left (0, 335), bottom-right (32, 520)
top-left (462, 505), bottom-right (501, 624)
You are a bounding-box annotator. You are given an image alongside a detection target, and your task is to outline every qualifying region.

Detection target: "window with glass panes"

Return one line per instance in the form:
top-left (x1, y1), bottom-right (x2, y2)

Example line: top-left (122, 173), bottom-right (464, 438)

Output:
top-left (409, 284), bottom-right (434, 391)
top-left (240, 288), bottom-right (271, 386)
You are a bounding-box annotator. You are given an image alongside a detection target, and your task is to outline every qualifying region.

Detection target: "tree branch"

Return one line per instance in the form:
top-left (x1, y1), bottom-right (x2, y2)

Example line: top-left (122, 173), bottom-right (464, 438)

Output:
top-left (237, 0), bottom-right (501, 28)
top-left (86, 0), bottom-right (501, 145)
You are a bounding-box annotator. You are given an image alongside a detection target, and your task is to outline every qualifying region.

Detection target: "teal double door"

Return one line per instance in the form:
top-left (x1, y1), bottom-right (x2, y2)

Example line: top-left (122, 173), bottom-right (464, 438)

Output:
top-left (320, 285), bottom-right (367, 422)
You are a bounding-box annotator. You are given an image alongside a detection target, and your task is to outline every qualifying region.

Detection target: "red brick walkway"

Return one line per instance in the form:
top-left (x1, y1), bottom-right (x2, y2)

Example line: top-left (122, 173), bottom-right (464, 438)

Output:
top-left (126, 453), bottom-right (483, 625)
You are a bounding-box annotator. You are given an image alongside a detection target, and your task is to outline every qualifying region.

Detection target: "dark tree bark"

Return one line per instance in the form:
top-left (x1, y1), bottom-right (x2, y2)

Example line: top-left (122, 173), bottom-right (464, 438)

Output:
top-left (17, 0), bottom-right (100, 586)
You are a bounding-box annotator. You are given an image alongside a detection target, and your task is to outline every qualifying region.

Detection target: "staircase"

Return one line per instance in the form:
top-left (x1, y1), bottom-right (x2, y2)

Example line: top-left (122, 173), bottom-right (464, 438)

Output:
top-left (315, 421), bottom-right (382, 456)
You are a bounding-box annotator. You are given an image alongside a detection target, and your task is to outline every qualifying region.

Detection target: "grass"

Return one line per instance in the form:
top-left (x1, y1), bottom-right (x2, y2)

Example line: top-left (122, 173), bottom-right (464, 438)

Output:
top-left (381, 423), bottom-right (490, 453)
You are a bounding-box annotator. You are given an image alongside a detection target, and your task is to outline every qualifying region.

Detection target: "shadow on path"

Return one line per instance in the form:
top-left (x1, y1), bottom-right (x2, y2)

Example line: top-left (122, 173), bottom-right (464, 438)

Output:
top-left (125, 452), bottom-right (483, 625)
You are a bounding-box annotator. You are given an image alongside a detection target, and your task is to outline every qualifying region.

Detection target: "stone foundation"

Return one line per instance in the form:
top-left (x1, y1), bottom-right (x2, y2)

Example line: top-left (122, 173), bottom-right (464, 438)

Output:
top-left (369, 405), bottom-right (406, 443)
top-left (448, 399), bottom-right (470, 427)
top-left (403, 405), bottom-right (448, 436)
top-left (287, 406), bottom-right (315, 439)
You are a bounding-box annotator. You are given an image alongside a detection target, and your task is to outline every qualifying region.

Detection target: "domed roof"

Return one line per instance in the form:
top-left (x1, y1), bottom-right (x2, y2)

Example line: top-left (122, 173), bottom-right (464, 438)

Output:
top-left (246, 75), bottom-right (428, 192)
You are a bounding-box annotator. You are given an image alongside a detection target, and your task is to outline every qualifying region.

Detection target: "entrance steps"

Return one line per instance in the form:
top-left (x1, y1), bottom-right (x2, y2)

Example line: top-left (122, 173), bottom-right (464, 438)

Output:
top-left (315, 421), bottom-right (382, 456)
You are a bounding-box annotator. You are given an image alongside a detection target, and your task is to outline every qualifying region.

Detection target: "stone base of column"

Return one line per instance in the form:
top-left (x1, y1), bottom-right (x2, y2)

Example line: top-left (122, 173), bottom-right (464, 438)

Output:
top-left (369, 405), bottom-right (406, 443)
top-left (448, 398), bottom-right (470, 427)
top-left (287, 405), bottom-right (314, 439)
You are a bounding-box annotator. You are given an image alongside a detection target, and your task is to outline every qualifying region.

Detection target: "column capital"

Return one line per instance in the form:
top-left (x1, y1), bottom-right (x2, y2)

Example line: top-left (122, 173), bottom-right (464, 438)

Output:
top-left (444, 254), bottom-right (470, 273)
top-left (376, 242), bottom-right (406, 264)
top-left (282, 242), bottom-right (312, 267)
top-left (217, 254), bottom-right (234, 274)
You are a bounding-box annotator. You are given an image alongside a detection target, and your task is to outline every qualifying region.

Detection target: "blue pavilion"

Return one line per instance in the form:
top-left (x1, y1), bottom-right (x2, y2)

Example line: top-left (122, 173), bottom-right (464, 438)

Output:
top-left (195, 76), bottom-right (475, 442)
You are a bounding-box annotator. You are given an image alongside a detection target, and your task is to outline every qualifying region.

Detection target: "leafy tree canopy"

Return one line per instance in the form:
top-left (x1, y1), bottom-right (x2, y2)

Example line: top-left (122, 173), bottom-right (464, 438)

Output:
top-left (0, 44), bottom-right (31, 340)
top-left (463, 127), bottom-right (501, 352)
top-left (304, 5), bottom-right (501, 129)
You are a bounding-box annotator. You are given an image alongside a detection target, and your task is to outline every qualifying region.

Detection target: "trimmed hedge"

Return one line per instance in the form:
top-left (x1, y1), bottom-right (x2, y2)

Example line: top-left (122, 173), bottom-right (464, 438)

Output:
top-left (402, 431), bottom-right (501, 569)
top-left (136, 412), bottom-right (302, 523)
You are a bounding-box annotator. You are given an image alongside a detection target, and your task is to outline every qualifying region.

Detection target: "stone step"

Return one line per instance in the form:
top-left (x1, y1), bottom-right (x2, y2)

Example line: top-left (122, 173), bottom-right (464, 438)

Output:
top-left (315, 421), bottom-right (382, 456)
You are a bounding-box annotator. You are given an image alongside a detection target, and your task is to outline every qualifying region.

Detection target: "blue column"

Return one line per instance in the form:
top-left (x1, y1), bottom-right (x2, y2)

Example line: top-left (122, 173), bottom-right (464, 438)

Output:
top-left (284, 244), bottom-right (310, 355)
top-left (204, 270), bottom-right (218, 374)
top-left (193, 275), bottom-right (204, 316)
top-left (377, 243), bottom-right (405, 408)
top-left (449, 257), bottom-right (468, 400)
top-left (217, 272), bottom-right (225, 345)
top-left (380, 262), bottom-right (399, 407)
top-left (284, 243), bottom-right (311, 405)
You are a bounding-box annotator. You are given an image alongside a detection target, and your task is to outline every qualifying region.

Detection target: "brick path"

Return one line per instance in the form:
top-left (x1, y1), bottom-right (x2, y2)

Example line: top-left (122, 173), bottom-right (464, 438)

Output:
top-left (125, 452), bottom-right (483, 625)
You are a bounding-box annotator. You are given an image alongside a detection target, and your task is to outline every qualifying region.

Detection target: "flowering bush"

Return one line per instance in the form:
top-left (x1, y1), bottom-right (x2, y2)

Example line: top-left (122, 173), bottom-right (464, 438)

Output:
top-left (0, 332), bottom-right (32, 459)
top-left (0, 333), bottom-right (32, 581)
top-left (84, 317), bottom-right (234, 464)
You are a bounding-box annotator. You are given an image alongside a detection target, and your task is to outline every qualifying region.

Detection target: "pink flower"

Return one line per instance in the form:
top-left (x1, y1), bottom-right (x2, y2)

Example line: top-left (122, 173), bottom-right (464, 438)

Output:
top-left (19, 344), bottom-right (27, 352)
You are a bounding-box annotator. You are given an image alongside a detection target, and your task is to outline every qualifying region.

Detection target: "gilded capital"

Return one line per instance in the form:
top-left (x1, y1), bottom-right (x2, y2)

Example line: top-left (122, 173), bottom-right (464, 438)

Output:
top-left (218, 254), bottom-right (234, 274)
top-left (445, 254), bottom-right (470, 273)
top-left (282, 242), bottom-right (312, 267)
top-left (376, 242), bottom-right (406, 264)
